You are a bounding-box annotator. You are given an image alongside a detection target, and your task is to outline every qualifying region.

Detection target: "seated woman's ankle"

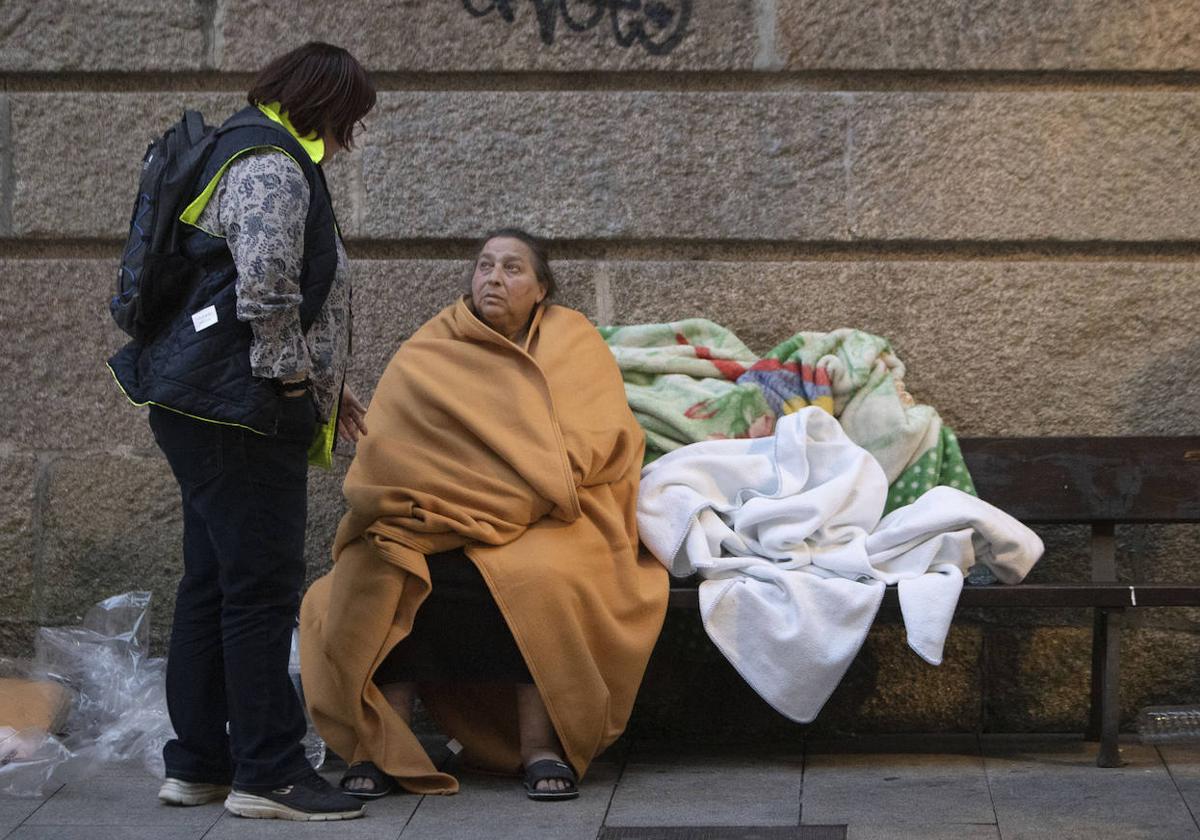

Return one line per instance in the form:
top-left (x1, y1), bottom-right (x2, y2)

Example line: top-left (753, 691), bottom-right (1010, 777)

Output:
top-left (380, 682), bottom-right (415, 724)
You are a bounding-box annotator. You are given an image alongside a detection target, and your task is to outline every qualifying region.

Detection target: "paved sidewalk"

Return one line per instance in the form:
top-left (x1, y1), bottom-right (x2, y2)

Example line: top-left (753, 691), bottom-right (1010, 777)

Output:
top-left (2, 735), bottom-right (1198, 839)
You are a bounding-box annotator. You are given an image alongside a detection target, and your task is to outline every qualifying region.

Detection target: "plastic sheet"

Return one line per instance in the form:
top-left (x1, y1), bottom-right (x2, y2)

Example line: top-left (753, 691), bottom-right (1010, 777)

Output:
top-left (0, 592), bottom-right (172, 798)
top-left (1, 593), bottom-right (329, 798)
top-left (1138, 704), bottom-right (1200, 745)
top-left (0, 727), bottom-right (72, 795)
top-left (289, 626), bottom-right (326, 770)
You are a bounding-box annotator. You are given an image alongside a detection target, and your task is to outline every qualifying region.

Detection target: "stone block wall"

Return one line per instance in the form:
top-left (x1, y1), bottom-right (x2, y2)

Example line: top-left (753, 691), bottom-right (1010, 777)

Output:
top-left (1, 0), bottom-right (1197, 736)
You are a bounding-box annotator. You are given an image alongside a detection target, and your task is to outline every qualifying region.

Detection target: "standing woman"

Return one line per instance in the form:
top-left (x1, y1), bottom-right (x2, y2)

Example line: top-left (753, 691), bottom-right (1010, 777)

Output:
top-left (108, 42), bottom-right (374, 821)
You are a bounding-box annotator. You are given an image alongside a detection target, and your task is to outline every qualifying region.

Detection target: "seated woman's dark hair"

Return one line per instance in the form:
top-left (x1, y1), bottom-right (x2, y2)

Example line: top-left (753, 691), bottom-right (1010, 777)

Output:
top-left (248, 42), bottom-right (376, 151)
top-left (480, 228), bottom-right (557, 300)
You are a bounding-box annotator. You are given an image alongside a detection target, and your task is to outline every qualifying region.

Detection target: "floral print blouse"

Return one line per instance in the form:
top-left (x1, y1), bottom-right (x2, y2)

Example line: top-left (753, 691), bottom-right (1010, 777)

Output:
top-left (195, 150), bottom-right (350, 422)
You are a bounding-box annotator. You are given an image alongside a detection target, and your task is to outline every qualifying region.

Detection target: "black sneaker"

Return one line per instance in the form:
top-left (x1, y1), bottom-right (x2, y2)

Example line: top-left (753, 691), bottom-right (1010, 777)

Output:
top-left (224, 771), bottom-right (365, 821)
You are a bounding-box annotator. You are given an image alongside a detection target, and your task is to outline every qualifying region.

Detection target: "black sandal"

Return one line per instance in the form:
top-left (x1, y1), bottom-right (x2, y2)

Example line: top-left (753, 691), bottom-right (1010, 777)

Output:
top-left (339, 761), bottom-right (398, 800)
top-left (523, 758), bottom-right (579, 801)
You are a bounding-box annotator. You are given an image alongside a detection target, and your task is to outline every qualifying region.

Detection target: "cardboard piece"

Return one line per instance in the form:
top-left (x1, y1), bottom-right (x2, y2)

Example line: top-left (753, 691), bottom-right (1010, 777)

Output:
top-left (0, 677), bottom-right (72, 733)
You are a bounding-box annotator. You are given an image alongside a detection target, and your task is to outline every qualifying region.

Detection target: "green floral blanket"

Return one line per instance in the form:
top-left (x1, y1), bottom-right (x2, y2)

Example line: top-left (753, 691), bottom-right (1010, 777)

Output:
top-left (599, 319), bottom-right (975, 515)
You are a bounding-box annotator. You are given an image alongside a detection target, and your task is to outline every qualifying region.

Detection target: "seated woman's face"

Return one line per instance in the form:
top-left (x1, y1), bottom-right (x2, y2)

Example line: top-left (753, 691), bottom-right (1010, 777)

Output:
top-left (471, 237), bottom-right (547, 340)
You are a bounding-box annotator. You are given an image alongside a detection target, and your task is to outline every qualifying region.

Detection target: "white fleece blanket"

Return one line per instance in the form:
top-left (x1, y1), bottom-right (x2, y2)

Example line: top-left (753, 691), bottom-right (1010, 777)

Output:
top-left (637, 407), bottom-right (1043, 723)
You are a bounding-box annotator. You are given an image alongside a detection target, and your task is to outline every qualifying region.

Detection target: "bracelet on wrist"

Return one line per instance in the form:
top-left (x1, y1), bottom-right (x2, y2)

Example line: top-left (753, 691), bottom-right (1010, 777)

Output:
top-left (273, 376), bottom-right (312, 395)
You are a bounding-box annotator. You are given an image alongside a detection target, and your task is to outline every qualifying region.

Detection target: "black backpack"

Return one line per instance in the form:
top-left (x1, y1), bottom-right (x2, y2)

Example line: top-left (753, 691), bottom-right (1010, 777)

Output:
top-left (110, 110), bottom-right (219, 340)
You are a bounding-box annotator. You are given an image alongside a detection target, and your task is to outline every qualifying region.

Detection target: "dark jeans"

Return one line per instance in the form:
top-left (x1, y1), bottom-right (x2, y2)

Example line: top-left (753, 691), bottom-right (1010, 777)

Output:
top-left (149, 396), bottom-right (315, 791)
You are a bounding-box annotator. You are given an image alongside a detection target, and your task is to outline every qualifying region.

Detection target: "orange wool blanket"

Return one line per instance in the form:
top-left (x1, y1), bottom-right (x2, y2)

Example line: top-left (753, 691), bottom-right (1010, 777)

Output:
top-left (300, 298), bottom-right (667, 794)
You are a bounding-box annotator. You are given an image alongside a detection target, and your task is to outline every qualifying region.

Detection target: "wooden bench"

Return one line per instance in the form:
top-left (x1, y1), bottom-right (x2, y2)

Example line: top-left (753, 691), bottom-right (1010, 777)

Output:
top-left (666, 436), bottom-right (1200, 767)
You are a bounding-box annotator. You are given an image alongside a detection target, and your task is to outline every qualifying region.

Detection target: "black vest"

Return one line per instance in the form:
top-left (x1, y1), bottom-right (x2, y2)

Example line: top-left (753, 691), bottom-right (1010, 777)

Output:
top-left (108, 106), bottom-right (339, 434)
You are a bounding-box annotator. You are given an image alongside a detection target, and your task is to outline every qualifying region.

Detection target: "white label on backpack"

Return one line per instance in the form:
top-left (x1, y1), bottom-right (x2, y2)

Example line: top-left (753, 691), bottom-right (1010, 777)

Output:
top-left (191, 305), bottom-right (218, 332)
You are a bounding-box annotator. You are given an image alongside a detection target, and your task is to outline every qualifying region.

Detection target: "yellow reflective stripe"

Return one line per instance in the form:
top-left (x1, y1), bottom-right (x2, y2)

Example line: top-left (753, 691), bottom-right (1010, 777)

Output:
top-left (256, 101), bottom-right (325, 163)
top-left (106, 361), bottom-right (268, 435)
top-left (108, 361), bottom-right (333, 456)
top-left (178, 144), bottom-right (304, 229)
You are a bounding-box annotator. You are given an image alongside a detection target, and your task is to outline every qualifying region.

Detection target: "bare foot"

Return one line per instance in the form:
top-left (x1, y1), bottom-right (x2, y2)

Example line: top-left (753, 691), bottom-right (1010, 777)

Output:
top-left (517, 684), bottom-right (576, 795)
top-left (524, 749), bottom-right (573, 794)
top-left (342, 762), bottom-right (393, 796)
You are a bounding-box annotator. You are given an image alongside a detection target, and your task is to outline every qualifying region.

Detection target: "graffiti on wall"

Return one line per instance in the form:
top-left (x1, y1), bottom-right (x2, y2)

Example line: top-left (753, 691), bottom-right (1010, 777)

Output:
top-left (462, 0), bottom-right (692, 56)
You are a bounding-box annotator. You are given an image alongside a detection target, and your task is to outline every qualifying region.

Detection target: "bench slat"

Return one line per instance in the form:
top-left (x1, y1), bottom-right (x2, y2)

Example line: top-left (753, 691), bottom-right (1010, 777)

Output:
top-left (956, 583), bottom-right (1200, 608)
top-left (961, 437), bottom-right (1200, 523)
top-left (666, 583), bottom-right (1200, 610)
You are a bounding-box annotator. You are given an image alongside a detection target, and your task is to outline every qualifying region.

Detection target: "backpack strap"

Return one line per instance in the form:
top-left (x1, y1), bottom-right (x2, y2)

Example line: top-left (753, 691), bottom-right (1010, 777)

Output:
top-left (179, 108), bottom-right (318, 231)
top-left (183, 109), bottom-right (207, 146)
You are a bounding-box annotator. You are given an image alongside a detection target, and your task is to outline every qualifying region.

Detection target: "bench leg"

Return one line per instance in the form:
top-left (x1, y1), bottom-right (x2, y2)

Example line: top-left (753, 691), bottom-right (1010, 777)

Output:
top-left (1089, 607), bottom-right (1125, 767)
top-left (1087, 609), bottom-right (1105, 740)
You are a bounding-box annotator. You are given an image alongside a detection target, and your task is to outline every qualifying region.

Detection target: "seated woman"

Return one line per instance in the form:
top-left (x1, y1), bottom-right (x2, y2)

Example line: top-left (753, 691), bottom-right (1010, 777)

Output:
top-left (298, 229), bottom-right (668, 801)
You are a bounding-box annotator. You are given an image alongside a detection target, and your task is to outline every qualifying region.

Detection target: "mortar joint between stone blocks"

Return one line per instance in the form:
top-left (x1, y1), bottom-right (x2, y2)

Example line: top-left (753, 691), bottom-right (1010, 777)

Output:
top-left (6, 69), bottom-right (1200, 95)
top-left (839, 92), bottom-right (857, 241)
top-left (752, 0), bottom-right (783, 72)
top-left (199, 0), bottom-right (227, 71)
top-left (0, 94), bottom-right (11, 238)
top-left (594, 264), bottom-right (614, 325)
top-left (29, 453), bottom-right (54, 624)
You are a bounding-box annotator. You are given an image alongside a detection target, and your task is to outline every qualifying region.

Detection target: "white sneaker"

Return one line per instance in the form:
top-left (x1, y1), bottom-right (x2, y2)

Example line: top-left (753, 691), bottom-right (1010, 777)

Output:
top-left (158, 778), bottom-right (232, 806)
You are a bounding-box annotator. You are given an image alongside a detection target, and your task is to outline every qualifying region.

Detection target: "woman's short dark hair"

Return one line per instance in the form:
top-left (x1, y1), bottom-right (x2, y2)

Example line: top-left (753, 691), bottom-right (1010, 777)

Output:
top-left (478, 228), bottom-right (558, 300)
top-left (248, 42), bottom-right (376, 151)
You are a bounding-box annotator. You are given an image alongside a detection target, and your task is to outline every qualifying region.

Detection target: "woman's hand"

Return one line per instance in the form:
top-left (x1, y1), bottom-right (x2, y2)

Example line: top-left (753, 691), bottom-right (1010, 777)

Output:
top-left (338, 383), bottom-right (369, 444)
